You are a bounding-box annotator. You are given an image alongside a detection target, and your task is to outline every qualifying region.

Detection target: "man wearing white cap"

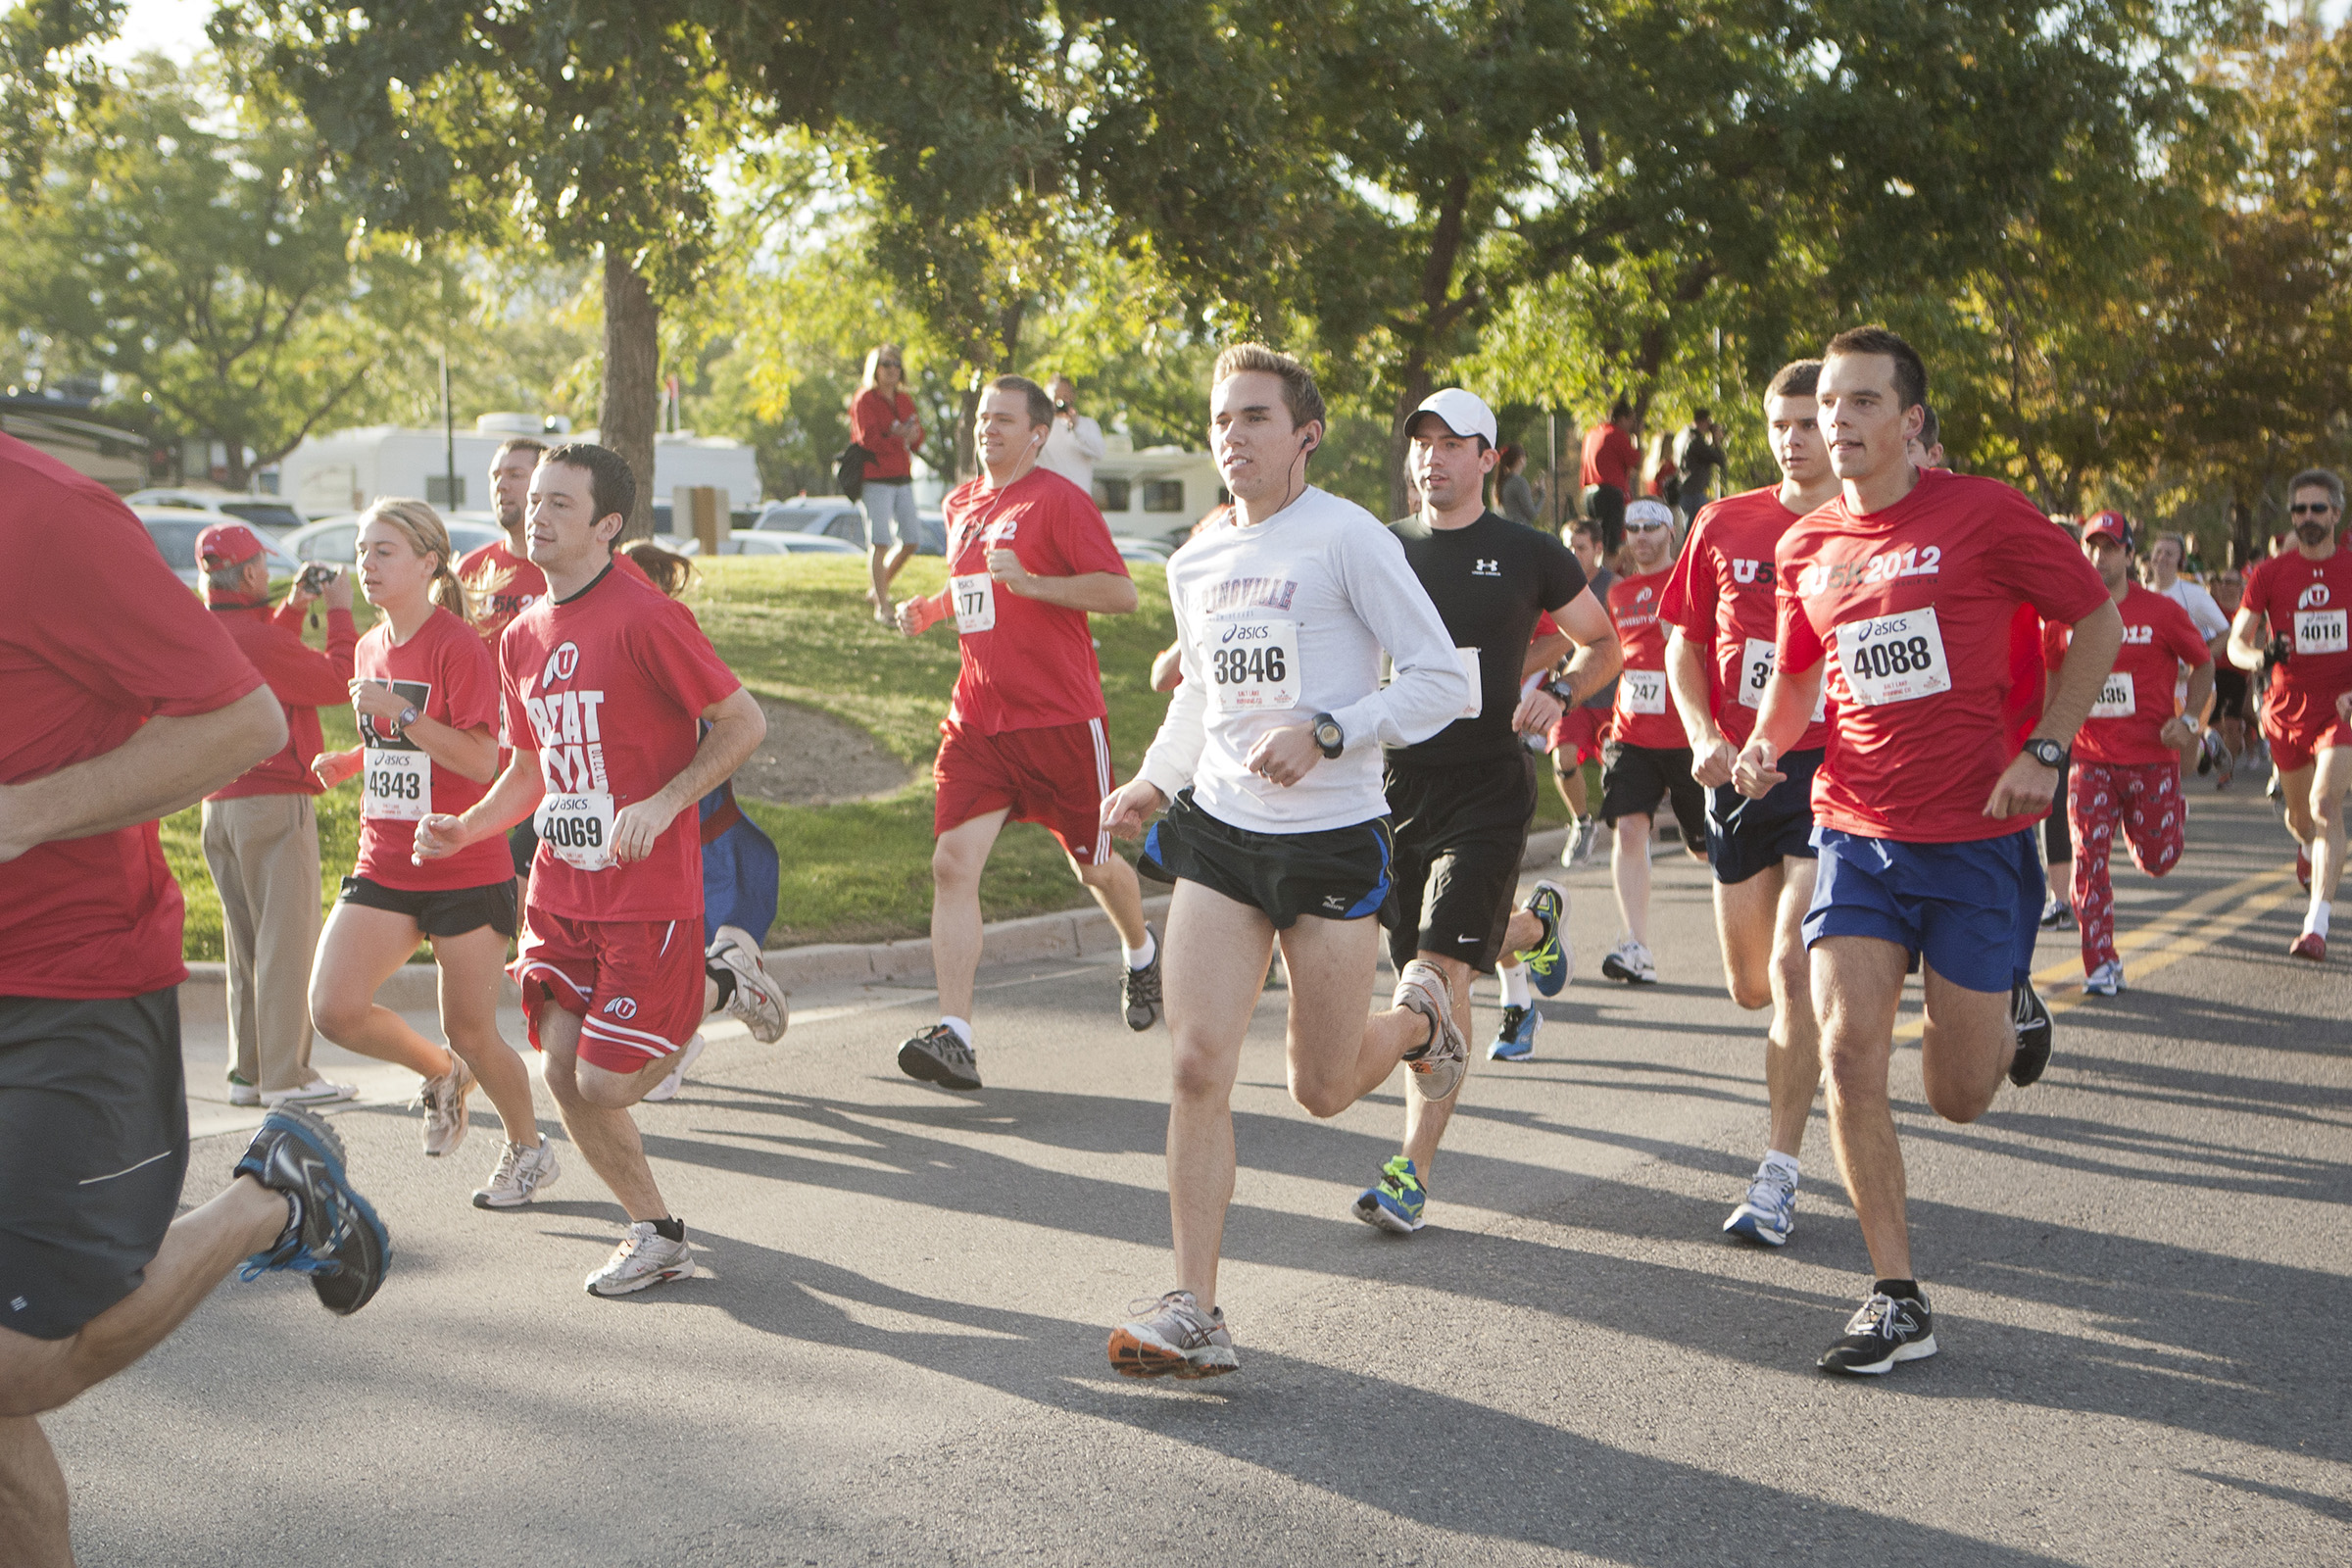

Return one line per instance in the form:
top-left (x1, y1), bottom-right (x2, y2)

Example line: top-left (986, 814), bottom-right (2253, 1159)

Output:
top-left (1346, 388), bottom-right (1622, 1235)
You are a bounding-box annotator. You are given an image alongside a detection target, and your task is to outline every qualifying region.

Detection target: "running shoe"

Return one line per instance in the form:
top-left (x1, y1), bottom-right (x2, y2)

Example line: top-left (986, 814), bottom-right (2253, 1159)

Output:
top-left (2038, 897), bottom-right (2075, 931)
top-left (1570, 815), bottom-right (1602, 868)
top-left (2082, 959), bottom-right (2123, 998)
top-left (471, 1140), bottom-right (561, 1209)
top-left (1394, 959), bottom-right (1468, 1102)
top-left (1106, 1290), bottom-right (1237, 1379)
top-left (2289, 931), bottom-right (2327, 961)
top-left (2269, 770), bottom-right (2283, 802)
top-left (1122, 923), bottom-right (1163, 1031)
top-left (641, 1033), bottom-right (707, 1103)
top-left (898, 1023), bottom-right (982, 1091)
top-left (262, 1076), bottom-right (357, 1109)
top-left (233, 1104), bottom-right (391, 1315)
top-left (1818, 1290), bottom-right (1936, 1375)
top-left (1351, 1153), bottom-right (1427, 1234)
top-left (585, 1221), bottom-right (696, 1298)
top-left (415, 1054), bottom-right (473, 1157)
top-left (1519, 880), bottom-right (1571, 997)
top-left (2296, 850), bottom-right (2312, 891)
top-left (2010, 979), bottom-right (2052, 1088)
top-left (1601, 936), bottom-right (1656, 984)
top-left (707, 924), bottom-right (788, 1044)
top-left (1489, 1003), bottom-right (1540, 1061)
top-left (2196, 730), bottom-right (2221, 776)
top-left (226, 1070), bottom-right (259, 1107)
top-left (1723, 1162), bottom-right (1797, 1248)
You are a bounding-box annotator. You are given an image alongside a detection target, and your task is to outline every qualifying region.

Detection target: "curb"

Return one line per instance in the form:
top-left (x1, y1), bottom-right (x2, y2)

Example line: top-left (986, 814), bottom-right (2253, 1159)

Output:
top-left (175, 824), bottom-right (1571, 1023)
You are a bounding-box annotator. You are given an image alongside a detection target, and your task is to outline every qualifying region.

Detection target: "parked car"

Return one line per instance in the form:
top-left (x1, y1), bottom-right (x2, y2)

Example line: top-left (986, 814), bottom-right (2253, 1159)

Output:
top-left (1110, 535), bottom-right (1171, 564)
top-left (756, 495), bottom-right (945, 555)
top-left (280, 513), bottom-right (503, 568)
top-left (136, 506), bottom-right (302, 588)
top-left (676, 532), bottom-right (861, 557)
top-left (651, 501), bottom-right (760, 537)
top-left (124, 487), bottom-right (309, 535)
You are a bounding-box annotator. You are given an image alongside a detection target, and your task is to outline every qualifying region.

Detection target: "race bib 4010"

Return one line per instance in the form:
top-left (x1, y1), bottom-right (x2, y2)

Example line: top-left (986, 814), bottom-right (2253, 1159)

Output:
top-left (1834, 607), bottom-right (1952, 707)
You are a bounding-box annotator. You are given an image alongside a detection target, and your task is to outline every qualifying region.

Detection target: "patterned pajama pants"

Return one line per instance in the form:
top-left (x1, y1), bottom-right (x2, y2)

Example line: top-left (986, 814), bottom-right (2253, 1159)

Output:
top-left (2067, 760), bottom-right (2184, 972)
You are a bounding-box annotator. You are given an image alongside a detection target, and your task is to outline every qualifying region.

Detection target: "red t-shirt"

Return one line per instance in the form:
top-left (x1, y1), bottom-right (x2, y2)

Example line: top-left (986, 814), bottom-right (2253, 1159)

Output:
top-left (851, 388), bottom-right (922, 481)
top-left (1607, 566), bottom-right (1683, 750)
top-left (1581, 422), bottom-right (1638, 491)
top-left (1658, 486), bottom-right (1832, 752)
top-left (354, 607), bottom-right (513, 891)
top-left (0, 433), bottom-right (265, 998)
top-left (459, 537), bottom-right (547, 647)
top-left (1775, 468), bottom-right (2109, 843)
top-left (500, 562), bottom-right (743, 922)
top-left (204, 597), bottom-right (358, 798)
top-left (2043, 583), bottom-right (2209, 766)
top-left (932, 466), bottom-right (1130, 735)
top-left (2241, 546), bottom-right (2352, 725)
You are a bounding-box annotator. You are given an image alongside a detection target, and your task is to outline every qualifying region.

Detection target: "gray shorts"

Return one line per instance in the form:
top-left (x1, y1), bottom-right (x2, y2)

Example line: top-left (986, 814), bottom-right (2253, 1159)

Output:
top-left (1, 989), bottom-right (190, 1341)
top-left (860, 480), bottom-right (917, 550)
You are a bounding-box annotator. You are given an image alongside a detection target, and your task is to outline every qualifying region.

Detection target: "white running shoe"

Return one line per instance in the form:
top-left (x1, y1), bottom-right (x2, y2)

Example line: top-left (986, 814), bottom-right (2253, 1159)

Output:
top-left (642, 1033), bottom-right (707, 1103)
top-left (415, 1055), bottom-right (473, 1156)
top-left (585, 1221), bottom-right (697, 1297)
top-left (1394, 958), bottom-right (1468, 1102)
top-left (2082, 959), bottom-right (2124, 997)
top-left (1570, 815), bottom-right (1602, 868)
top-left (1600, 936), bottom-right (1657, 984)
top-left (707, 924), bottom-right (787, 1043)
top-left (262, 1076), bottom-right (357, 1109)
top-left (471, 1140), bottom-right (561, 1208)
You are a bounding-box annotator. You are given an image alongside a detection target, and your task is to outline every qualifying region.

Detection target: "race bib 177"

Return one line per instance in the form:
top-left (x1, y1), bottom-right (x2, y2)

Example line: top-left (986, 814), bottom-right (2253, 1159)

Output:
top-left (1834, 607), bottom-right (1952, 707)
top-left (1207, 615), bottom-right (1300, 712)
top-left (950, 572), bottom-right (997, 635)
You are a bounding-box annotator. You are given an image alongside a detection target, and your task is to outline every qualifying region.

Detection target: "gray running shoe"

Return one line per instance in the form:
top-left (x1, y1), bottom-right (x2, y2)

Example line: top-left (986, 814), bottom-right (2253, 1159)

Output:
top-left (1394, 958), bottom-right (1467, 1102)
top-left (415, 1054), bottom-right (473, 1157)
top-left (1107, 1290), bottom-right (1237, 1378)
top-left (585, 1220), bottom-right (696, 1298)
top-left (708, 924), bottom-right (788, 1043)
top-left (1121, 923), bottom-right (1162, 1031)
top-left (1570, 814), bottom-right (1603, 868)
top-left (471, 1140), bottom-right (561, 1209)
top-left (642, 1033), bottom-right (707, 1103)
top-left (898, 1023), bottom-right (981, 1091)
top-left (233, 1104), bottom-right (391, 1315)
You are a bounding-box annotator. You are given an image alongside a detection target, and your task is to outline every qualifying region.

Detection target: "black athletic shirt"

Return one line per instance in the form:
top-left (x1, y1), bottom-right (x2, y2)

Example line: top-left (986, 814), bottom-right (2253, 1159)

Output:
top-left (1386, 510), bottom-right (1589, 766)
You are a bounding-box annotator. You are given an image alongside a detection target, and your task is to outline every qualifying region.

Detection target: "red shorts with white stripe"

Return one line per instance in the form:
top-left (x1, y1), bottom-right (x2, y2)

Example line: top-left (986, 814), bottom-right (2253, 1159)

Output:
top-left (1547, 706), bottom-right (1607, 767)
top-left (512, 909), bottom-right (705, 1074)
top-left (933, 715), bottom-right (1113, 865)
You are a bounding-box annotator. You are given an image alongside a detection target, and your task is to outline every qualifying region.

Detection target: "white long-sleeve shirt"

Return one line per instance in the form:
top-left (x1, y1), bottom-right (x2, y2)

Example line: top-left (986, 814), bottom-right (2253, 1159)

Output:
top-left (1039, 415), bottom-right (1106, 495)
top-left (1139, 485), bottom-right (1468, 833)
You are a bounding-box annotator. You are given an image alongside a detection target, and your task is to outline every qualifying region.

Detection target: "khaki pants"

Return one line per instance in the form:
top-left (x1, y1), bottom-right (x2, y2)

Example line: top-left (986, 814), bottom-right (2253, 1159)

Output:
top-left (200, 794), bottom-right (321, 1093)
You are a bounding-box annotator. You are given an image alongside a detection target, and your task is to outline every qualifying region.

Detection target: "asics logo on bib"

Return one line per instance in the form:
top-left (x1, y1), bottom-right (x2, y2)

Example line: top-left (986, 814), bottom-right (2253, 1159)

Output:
top-left (524, 688), bottom-right (610, 793)
top-left (2298, 584), bottom-right (2331, 610)
top-left (543, 642), bottom-right (581, 685)
top-left (1473, 559), bottom-right (1500, 576)
top-left (1799, 545), bottom-right (1942, 595)
top-left (604, 997), bottom-right (638, 1020)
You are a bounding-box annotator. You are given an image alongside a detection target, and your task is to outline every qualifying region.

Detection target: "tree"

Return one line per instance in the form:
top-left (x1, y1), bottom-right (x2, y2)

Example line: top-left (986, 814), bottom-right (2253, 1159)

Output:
top-left (0, 0), bottom-right (118, 199)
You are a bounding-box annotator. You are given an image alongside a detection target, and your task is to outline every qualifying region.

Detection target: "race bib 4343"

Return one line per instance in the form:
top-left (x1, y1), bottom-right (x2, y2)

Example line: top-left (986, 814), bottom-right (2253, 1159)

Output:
top-left (361, 748), bottom-right (430, 821)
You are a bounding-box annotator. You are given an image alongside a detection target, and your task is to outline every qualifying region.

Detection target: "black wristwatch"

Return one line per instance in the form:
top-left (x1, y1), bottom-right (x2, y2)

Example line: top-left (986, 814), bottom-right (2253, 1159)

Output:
top-left (1543, 678), bottom-right (1578, 707)
top-left (2024, 737), bottom-right (2068, 770)
top-left (1310, 711), bottom-right (1346, 759)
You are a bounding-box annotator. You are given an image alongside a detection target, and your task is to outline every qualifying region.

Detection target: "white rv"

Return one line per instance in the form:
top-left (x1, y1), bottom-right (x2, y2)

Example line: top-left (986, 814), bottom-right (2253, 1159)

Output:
top-left (1090, 434), bottom-right (1224, 545)
top-left (278, 416), bottom-right (761, 517)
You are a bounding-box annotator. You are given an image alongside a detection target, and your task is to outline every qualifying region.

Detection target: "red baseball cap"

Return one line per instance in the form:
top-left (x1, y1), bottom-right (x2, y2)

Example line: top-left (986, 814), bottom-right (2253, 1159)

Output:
top-left (195, 521), bottom-right (267, 567)
top-left (2083, 511), bottom-right (2132, 550)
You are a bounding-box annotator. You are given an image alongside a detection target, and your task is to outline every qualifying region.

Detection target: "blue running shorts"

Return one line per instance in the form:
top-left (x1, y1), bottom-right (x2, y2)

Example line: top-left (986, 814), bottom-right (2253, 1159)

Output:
top-left (1803, 826), bottom-right (2040, 995)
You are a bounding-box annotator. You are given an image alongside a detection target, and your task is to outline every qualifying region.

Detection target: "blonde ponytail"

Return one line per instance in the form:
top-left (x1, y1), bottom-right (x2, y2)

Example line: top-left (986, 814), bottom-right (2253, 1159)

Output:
top-left (359, 496), bottom-right (473, 626)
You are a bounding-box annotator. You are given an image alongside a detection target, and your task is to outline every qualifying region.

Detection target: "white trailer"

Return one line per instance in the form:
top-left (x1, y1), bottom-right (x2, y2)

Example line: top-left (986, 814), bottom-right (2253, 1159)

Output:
top-left (278, 416), bottom-right (761, 517)
top-left (1089, 434), bottom-right (1225, 544)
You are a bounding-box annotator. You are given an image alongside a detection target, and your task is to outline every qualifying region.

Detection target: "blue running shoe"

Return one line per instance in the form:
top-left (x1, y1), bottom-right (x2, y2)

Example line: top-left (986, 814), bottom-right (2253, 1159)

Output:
top-left (1351, 1154), bottom-right (1427, 1234)
top-left (1519, 880), bottom-right (1571, 997)
top-left (1489, 1003), bottom-right (1540, 1061)
top-left (1722, 1161), bottom-right (1796, 1248)
top-left (233, 1104), bottom-right (391, 1315)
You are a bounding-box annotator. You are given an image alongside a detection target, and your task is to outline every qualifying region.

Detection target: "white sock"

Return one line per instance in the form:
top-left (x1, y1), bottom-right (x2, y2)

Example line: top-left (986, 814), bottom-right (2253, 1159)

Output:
top-left (1761, 1150), bottom-right (1800, 1183)
top-left (940, 1015), bottom-right (974, 1048)
top-left (1123, 929), bottom-right (1156, 970)
top-left (2304, 900), bottom-right (2330, 940)
top-left (1497, 958), bottom-right (1532, 1008)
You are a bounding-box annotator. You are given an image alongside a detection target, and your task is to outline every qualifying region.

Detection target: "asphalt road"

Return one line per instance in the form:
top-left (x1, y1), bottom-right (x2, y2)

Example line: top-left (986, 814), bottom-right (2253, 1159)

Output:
top-left (47, 788), bottom-right (2349, 1566)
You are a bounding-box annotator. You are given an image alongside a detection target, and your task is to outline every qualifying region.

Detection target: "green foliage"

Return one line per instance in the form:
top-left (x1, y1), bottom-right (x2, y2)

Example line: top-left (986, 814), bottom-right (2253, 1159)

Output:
top-left (0, 0), bottom-right (118, 198)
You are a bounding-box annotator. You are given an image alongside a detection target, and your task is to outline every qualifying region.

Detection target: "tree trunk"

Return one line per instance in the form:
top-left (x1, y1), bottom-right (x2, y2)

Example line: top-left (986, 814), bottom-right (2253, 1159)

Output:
top-left (599, 247), bottom-right (661, 540)
top-left (1388, 362), bottom-right (1436, 518)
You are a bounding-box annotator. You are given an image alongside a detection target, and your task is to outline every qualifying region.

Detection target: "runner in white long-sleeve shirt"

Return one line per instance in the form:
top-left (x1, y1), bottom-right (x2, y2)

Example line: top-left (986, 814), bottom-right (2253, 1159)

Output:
top-left (1098, 344), bottom-right (1471, 1379)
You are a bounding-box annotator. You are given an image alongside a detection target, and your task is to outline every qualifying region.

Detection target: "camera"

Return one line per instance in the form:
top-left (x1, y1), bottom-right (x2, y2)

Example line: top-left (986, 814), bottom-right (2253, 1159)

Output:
top-left (298, 563), bottom-right (340, 596)
top-left (1054, 400), bottom-right (1071, 413)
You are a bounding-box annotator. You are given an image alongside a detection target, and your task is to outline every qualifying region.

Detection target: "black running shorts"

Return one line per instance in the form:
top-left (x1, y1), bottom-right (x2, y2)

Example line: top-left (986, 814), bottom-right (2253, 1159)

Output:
top-left (1599, 740), bottom-right (1709, 850)
top-left (1706, 746), bottom-right (1823, 886)
top-left (338, 873), bottom-right (519, 939)
top-left (0, 989), bottom-right (190, 1341)
top-left (2212, 665), bottom-right (2248, 722)
top-left (1382, 755), bottom-right (1537, 972)
top-left (1141, 788), bottom-right (1394, 930)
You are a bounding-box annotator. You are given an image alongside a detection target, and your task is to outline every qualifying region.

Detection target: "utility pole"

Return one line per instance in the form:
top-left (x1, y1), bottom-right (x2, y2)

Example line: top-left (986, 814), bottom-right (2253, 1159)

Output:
top-left (440, 346), bottom-right (457, 509)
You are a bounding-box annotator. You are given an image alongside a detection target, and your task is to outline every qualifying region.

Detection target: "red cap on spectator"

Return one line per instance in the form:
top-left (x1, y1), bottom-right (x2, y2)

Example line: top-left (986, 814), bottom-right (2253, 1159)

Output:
top-left (2083, 511), bottom-right (2132, 550)
top-left (195, 522), bottom-right (266, 567)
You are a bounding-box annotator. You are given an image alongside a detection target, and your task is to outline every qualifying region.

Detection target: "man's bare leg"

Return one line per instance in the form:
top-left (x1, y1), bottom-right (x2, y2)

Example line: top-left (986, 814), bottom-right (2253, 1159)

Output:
top-left (1399, 952), bottom-right (1476, 1174)
top-left (1553, 757), bottom-right (1589, 817)
top-left (930, 809), bottom-right (1010, 1023)
top-left (538, 1004), bottom-right (671, 1222)
top-left (1764, 860), bottom-right (1823, 1157)
top-left (2279, 760), bottom-right (2319, 855)
top-left (1072, 848), bottom-right (1151, 952)
top-left (881, 541), bottom-right (919, 592)
top-left (1915, 966), bottom-right (2018, 1127)
top-left (1161, 880), bottom-right (1278, 1314)
top-left (1812, 935), bottom-right (1914, 1280)
top-left (1611, 811), bottom-right (1654, 945)
top-left (1713, 866), bottom-right (1783, 1012)
top-left (2307, 747), bottom-right (2350, 906)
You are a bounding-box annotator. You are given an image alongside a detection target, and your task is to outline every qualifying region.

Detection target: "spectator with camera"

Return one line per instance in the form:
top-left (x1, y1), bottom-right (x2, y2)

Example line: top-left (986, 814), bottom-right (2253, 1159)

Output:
top-left (195, 524), bottom-right (360, 1109)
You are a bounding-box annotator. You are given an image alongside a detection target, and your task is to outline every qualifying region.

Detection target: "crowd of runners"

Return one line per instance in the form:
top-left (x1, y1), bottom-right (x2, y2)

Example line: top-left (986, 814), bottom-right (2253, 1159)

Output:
top-left (5, 322), bottom-right (2347, 1561)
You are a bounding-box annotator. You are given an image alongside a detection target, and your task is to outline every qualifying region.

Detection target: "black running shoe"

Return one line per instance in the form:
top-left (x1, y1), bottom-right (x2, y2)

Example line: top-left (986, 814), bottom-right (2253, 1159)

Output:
top-left (1121, 923), bottom-right (1162, 1031)
top-left (898, 1024), bottom-right (982, 1091)
top-left (2009, 979), bottom-right (2052, 1088)
top-left (1819, 1290), bottom-right (1936, 1375)
top-left (232, 1104), bottom-right (391, 1315)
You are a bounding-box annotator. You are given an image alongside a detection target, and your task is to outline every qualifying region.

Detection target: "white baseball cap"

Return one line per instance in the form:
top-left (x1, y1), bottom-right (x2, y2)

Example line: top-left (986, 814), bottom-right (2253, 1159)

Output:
top-left (1406, 388), bottom-right (1498, 448)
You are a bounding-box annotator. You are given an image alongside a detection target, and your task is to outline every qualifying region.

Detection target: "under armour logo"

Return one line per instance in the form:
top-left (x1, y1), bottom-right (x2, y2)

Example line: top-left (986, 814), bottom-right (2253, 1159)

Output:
top-left (1472, 559), bottom-right (1501, 576)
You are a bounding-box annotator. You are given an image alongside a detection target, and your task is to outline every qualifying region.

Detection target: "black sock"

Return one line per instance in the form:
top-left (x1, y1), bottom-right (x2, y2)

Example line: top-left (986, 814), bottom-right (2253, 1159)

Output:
top-left (708, 966), bottom-right (737, 1008)
top-left (1875, 1277), bottom-right (1922, 1302)
top-left (651, 1216), bottom-right (685, 1243)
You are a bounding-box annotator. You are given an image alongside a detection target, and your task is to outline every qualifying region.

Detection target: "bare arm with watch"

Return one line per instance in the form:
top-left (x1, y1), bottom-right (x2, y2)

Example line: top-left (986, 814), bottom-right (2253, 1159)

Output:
top-left (1984, 598), bottom-right (2123, 817)
top-left (348, 677), bottom-right (499, 784)
top-left (1520, 588), bottom-right (1620, 739)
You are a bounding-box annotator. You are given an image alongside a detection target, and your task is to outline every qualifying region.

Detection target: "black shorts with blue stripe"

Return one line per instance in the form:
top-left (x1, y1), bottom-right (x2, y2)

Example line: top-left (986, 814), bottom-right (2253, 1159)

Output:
top-left (1141, 787), bottom-right (1396, 930)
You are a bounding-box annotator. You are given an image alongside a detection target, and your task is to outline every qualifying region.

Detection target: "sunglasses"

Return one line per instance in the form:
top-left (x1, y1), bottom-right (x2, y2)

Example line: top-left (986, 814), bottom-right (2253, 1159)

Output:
top-left (2290, 503), bottom-right (2333, 515)
top-left (1627, 522), bottom-right (1671, 534)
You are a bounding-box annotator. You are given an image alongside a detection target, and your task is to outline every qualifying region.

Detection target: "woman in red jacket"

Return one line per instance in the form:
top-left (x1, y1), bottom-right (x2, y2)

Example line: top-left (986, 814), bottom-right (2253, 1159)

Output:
top-left (851, 343), bottom-right (926, 623)
top-left (308, 499), bottom-right (557, 1210)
